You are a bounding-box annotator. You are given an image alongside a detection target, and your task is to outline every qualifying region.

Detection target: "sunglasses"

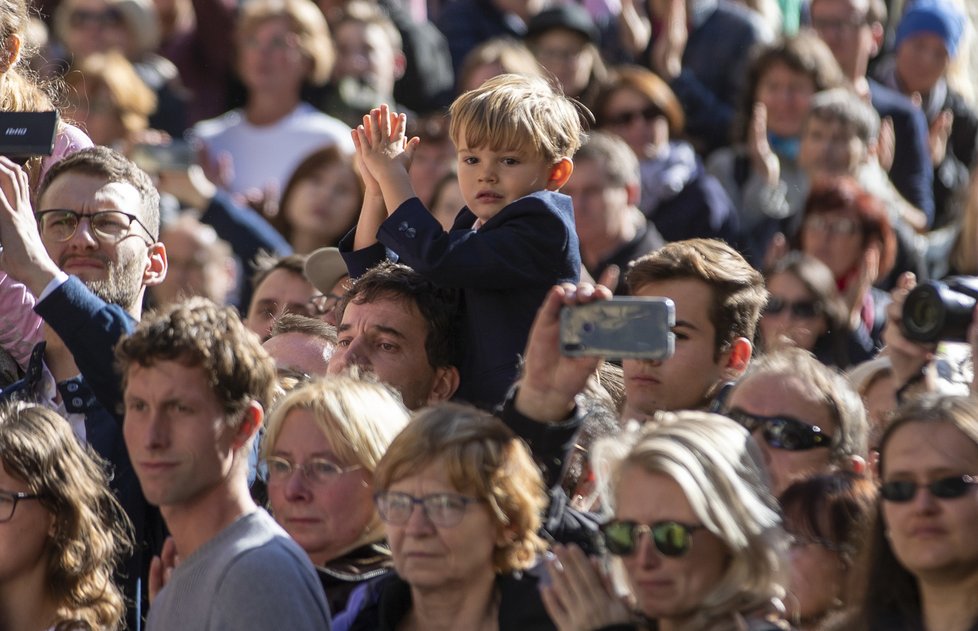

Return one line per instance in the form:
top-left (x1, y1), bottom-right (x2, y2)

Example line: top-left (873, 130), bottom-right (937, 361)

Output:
top-left (601, 519), bottom-right (701, 557)
top-left (764, 296), bottom-right (821, 319)
top-left (604, 105), bottom-right (661, 128)
top-left (727, 409), bottom-right (833, 451)
top-left (880, 474), bottom-right (978, 503)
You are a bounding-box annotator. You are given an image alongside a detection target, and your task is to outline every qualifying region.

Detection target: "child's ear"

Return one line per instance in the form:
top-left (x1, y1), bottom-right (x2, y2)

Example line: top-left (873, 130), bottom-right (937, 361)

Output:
top-left (547, 158), bottom-right (574, 190)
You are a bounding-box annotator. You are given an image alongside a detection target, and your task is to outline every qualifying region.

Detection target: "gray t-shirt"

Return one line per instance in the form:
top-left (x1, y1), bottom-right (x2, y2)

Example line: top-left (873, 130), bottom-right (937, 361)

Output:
top-left (147, 509), bottom-right (332, 630)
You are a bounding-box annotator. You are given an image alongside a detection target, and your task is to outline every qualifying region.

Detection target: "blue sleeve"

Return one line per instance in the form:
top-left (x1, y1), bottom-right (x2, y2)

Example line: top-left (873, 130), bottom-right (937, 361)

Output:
top-left (336, 229), bottom-right (396, 279)
top-left (34, 276), bottom-right (134, 417)
top-left (669, 69), bottom-right (736, 151)
top-left (377, 194), bottom-right (580, 289)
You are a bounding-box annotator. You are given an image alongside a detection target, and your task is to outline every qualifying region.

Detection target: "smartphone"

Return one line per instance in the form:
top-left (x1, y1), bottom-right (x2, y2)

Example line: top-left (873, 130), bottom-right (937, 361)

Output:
top-left (560, 297), bottom-right (675, 360)
top-left (129, 140), bottom-right (195, 174)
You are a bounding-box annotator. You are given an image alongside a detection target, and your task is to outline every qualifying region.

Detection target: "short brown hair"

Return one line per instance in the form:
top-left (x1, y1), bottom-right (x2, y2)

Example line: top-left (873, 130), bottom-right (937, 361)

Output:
top-left (374, 402), bottom-right (547, 573)
top-left (626, 239), bottom-right (767, 356)
top-left (449, 73), bottom-right (587, 163)
top-left (117, 297), bottom-right (277, 421)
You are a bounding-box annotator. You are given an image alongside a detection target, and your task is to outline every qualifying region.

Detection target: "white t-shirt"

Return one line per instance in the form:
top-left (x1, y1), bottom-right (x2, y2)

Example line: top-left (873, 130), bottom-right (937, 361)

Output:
top-left (193, 102), bottom-right (354, 198)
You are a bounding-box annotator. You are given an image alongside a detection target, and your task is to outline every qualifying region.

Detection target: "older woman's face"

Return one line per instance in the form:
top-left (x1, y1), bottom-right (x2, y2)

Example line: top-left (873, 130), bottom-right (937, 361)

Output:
top-left (266, 408), bottom-right (375, 565)
top-left (881, 420), bottom-right (978, 580)
top-left (614, 466), bottom-right (729, 622)
top-left (0, 463), bottom-right (53, 586)
top-left (760, 271), bottom-right (827, 353)
top-left (61, 0), bottom-right (130, 59)
top-left (602, 87), bottom-right (666, 159)
top-left (238, 17), bottom-right (310, 95)
top-left (384, 459), bottom-right (498, 591)
top-left (800, 209), bottom-right (865, 280)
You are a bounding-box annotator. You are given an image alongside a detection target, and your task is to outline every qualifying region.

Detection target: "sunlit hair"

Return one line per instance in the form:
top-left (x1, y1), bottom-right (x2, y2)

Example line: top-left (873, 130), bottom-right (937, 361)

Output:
top-left (117, 297), bottom-right (277, 423)
top-left (263, 374), bottom-right (409, 547)
top-left (449, 73), bottom-right (588, 164)
top-left (850, 394), bottom-right (978, 631)
top-left (797, 176), bottom-right (897, 280)
top-left (626, 238), bottom-right (768, 358)
top-left (593, 65), bottom-right (686, 136)
top-left (64, 50), bottom-right (156, 138)
top-left (736, 348), bottom-right (869, 463)
top-left (593, 411), bottom-right (787, 628)
top-left (0, 0), bottom-right (58, 111)
top-left (236, 0), bottom-right (335, 86)
top-left (456, 37), bottom-right (545, 95)
top-left (374, 402), bottom-right (547, 573)
top-left (574, 131), bottom-right (639, 189)
top-left (0, 401), bottom-right (133, 630)
top-left (736, 32), bottom-right (845, 142)
top-left (805, 88), bottom-right (880, 147)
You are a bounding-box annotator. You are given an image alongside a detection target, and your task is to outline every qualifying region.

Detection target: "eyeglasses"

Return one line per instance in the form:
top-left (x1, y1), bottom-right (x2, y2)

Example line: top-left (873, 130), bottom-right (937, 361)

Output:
top-left (604, 105), bottom-right (661, 128)
top-left (727, 409), bottom-right (833, 451)
top-left (309, 293), bottom-right (343, 317)
top-left (880, 475), bottom-right (978, 503)
top-left (0, 490), bottom-right (42, 523)
top-left (374, 491), bottom-right (483, 528)
top-left (69, 7), bottom-right (124, 28)
top-left (601, 519), bottom-right (701, 557)
top-left (36, 209), bottom-right (156, 244)
top-left (804, 215), bottom-right (861, 236)
top-left (264, 456), bottom-right (361, 485)
top-left (764, 296), bottom-right (821, 319)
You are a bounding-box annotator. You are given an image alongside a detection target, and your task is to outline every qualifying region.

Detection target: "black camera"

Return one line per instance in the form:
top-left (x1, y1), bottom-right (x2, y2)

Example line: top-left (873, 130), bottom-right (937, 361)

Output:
top-left (0, 111), bottom-right (58, 164)
top-left (901, 276), bottom-right (978, 343)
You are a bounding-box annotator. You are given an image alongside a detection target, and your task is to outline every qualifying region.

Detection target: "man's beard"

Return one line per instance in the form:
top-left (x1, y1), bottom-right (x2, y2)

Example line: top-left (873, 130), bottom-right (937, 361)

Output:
top-left (65, 248), bottom-right (144, 311)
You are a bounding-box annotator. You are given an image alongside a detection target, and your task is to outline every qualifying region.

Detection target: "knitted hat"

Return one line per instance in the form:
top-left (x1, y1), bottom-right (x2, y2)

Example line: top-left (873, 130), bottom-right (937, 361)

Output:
top-left (895, 0), bottom-right (966, 58)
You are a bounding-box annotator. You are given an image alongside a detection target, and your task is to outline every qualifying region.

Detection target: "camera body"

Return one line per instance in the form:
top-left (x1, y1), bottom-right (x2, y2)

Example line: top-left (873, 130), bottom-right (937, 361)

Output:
top-left (901, 276), bottom-right (978, 343)
top-left (0, 111), bottom-right (58, 164)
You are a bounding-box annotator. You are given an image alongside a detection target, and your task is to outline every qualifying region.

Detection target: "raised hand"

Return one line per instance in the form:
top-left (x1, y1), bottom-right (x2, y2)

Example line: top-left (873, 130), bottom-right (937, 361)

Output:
top-left (748, 102), bottom-right (780, 187)
top-left (352, 104), bottom-right (421, 213)
top-left (540, 544), bottom-right (634, 631)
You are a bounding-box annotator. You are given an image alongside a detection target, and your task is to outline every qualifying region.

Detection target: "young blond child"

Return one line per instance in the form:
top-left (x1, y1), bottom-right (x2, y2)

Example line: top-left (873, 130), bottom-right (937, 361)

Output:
top-left (345, 73), bottom-right (587, 408)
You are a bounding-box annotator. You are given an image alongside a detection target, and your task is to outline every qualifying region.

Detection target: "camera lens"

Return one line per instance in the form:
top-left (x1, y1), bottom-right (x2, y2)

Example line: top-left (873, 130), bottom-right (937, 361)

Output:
top-left (902, 280), bottom-right (978, 343)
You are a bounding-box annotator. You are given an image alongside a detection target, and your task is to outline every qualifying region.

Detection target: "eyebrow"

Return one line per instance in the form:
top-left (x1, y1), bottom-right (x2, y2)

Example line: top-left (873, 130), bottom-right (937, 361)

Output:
top-left (674, 319), bottom-right (701, 331)
top-left (336, 323), bottom-right (407, 339)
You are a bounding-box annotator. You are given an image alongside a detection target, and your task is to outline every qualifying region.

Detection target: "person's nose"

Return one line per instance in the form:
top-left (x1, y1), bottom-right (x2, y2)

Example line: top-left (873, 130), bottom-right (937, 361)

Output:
top-left (330, 336), bottom-right (370, 372)
top-left (145, 409), bottom-right (170, 451)
top-left (283, 467), bottom-right (313, 501)
top-left (635, 531), bottom-right (663, 569)
top-left (65, 217), bottom-right (100, 250)
top-left (910, 482), bottom-right (941, 515)
top-left (478, 162), bottom-right (497, 183)
top-left (403, 501), bottom-right (435, 535)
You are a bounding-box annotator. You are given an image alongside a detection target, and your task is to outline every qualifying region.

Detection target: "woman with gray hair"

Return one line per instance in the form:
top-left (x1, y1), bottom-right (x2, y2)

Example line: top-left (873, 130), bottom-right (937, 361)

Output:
top-left (541, 411), bottom-right (789, 631)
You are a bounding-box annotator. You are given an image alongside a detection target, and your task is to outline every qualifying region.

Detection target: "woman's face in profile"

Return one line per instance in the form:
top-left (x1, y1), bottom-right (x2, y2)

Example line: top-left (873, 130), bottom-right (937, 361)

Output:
top-left (760, 271), bottom-right (827, 353)
top-left (881, 420), bottom-right (978, 579)
top-left (0, 463), bottom-right (53, 587)
top-left (613, 466), bottom-right (729, 622)
top-left (266, 408), bottom-right (375, 566)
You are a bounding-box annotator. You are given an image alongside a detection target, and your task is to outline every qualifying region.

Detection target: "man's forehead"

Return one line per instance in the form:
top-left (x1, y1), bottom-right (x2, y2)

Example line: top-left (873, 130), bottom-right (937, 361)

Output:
top-left (811, 0), bottom-right (865, 16)
top-left (342, 294), bottom-right (427, 330)
top-left (38, 172), bottom-right (140, 211)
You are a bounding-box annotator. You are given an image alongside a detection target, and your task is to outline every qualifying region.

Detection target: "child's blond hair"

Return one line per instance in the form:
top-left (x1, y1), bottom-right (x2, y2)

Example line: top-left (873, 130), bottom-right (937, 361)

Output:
top-left (448, 73), bottom-right (587, 163)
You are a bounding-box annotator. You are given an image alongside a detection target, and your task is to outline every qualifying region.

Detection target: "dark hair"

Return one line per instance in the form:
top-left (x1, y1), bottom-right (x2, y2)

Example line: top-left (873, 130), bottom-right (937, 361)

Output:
top-left (626, 239), bottom-right (767, 357)
top-left (795, 176), bottom-right (897, 280)
top-left (763, 251), bottom-right (853, 367)
top-left (337, 261), bottom-right (460, 369)
top-left (36, 146), bottom-right (161, 240)
top-left (250, 252), bottom-right (309, 291)
top-left (735, 33), bottom-right (845, 143)
top-left (117, 297), bottom-right (277, 418)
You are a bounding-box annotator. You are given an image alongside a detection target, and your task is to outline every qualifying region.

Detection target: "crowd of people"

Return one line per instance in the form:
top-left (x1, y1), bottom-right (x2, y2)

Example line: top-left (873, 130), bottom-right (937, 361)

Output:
top-left (0, 0), bottom-right (977, 629)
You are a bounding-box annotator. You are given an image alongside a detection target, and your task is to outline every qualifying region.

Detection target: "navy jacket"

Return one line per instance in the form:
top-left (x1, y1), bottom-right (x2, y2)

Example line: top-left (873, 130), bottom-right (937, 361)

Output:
top-left (344, 191), bottom-right (581, 409)
top-left (869, 79), bottom-right (935, 225)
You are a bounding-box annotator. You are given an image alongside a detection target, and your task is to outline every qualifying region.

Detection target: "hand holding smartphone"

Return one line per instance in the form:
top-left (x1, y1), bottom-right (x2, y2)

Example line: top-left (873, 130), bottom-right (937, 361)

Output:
top-left (559, 297), bottom-right (675, 360)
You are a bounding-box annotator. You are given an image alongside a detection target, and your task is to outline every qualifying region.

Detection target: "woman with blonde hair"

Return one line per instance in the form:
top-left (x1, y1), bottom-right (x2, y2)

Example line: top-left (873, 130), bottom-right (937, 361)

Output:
top-left (541, 411), bottom-right (789, 631)
top-left (262, 374), bottom-right (410, 614)
top-left (0, 401), bottom-right (133, 631)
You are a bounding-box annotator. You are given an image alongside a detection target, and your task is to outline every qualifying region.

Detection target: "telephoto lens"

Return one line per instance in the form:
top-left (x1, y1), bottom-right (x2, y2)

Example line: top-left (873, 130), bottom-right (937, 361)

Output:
top-left (901, 278), bottom-right (978, 343)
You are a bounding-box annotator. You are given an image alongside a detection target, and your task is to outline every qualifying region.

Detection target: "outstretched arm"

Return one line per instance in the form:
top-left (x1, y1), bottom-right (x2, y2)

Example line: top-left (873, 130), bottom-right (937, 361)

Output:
top-left (353, 112), bottom-right (393, 250)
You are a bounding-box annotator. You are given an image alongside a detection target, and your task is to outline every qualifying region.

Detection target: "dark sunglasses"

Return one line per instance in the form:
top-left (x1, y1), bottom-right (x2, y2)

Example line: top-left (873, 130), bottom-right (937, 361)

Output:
top-left (727, 409), bottom-right (833, 451)
top-left (605, 105), bottom-right (661, 128)
top-left (880, 475), bottom-right (978, 503)
top-left (764, 296), bottom-right (821, 319)
top-left (601, 519), bottom-right (701, 557)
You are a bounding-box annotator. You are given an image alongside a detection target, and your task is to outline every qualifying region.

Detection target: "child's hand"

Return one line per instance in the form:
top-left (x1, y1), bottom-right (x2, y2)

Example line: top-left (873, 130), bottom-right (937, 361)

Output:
top-left (352, 119), bottom-right (382, 201)
top-left (355, 104), bottom-right (420, 179)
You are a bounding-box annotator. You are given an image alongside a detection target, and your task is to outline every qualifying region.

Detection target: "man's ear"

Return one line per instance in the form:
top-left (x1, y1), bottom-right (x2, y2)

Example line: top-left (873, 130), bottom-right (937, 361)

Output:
top-left (625, 181), bottom-right (641, 207)
top-left (0, 34), bottom-right (21, 73)
top-left (393, 51), bottom-right (407, 81)
top-left (547, 158), bottom-right (574, 190)
top-left (848, 454), bottom-right (867, 475)
top-left (721, 337), bottom-right (752, 381)
top-left (143, 242), bottom-right (168, 287)
top-left (427, 365), bottom-right (460, 403)
top-left (232, 400), bottom-right (264, 451)
top-left (869, 20), bottom-right (884, 57)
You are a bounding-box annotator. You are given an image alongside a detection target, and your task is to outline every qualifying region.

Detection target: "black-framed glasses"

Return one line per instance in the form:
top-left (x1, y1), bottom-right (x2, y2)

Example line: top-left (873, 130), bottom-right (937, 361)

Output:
top-left (36, 209), bottom-right (157, 243)
top-left (727, 409), bottom-right (833, 451)
top-left (605, 105), bottom-right (661, 128)
top-left (764, 296), bottom-right (821, 320)
top-left (880, 475), bottom-right (978, 503)
top-left (601, 519), bottom-right (701, 557)
top-left (374, 491), bottom-right (483, 528)
top-left (263, 456), bottom-right (361, 485)
top-left (0, 490), bottom-right (42, 522)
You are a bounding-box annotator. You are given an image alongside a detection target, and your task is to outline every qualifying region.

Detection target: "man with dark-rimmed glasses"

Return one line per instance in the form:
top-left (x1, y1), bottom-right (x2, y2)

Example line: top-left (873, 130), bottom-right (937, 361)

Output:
top-left (0, 146), bottom-right (168, 630)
